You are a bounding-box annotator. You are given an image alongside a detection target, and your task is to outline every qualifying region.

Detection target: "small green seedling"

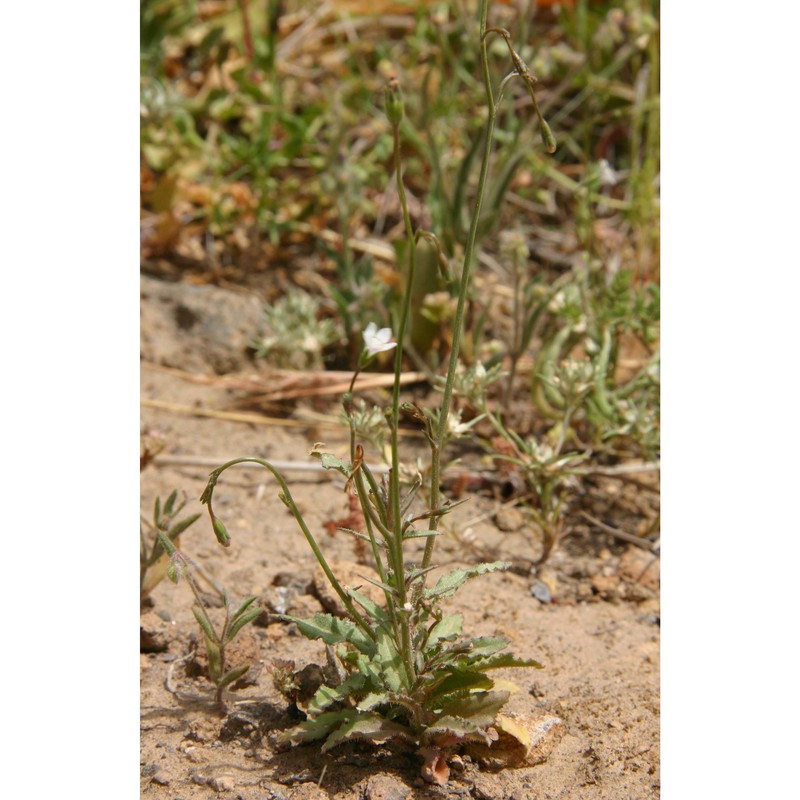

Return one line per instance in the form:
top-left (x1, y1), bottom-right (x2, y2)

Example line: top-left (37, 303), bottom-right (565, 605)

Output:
top-left (140, 490), bottom-right (200, 600)
top-left (158, 530), bottom-right (262, 709)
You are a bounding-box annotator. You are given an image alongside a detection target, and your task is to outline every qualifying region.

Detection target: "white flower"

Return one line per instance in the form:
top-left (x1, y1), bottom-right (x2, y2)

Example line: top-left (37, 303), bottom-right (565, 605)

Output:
top-left (447, 411), bottom-right (471, 438)
top-left (362, 322), bottom-right (397, 356)
top-left (597, 158), bottom-right (617, 187)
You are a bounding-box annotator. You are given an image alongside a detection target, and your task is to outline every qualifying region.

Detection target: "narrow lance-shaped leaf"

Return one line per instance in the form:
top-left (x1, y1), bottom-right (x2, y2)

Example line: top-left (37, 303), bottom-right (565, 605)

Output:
top-left (403, 528), bottom-right (446, 540)
top-left (168, 512), bottom-right (201, 539)
top-left (229, 595), bottom-right (258, 623)
top-left (218, 663), bottom-right (250, 688)
top-left (192, 604), bottom-right (217, 644)
top-left (164, 489), bottom-right (179, 517)
top-left (225, 606), bottom-right (263, 643)
top-left (204, 635), bottom-right (222, 682)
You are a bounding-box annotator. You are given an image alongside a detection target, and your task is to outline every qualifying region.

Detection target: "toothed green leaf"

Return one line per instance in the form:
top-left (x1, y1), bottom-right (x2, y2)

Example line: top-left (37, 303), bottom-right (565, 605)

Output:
top-left (424, 714), bottom-right (494, 743)
top-left (427, 614), bottom-right (463, 646)
top-left (307, 673), bottom-right (367, 715)
top-left (464, 636), bottom-right (509, 659)
top-left (282, 710), bottom-right (352, 744)
top-left (284, 613), bottom-right (374, 655)
top-left (348, 588), bottom-right (389, 623)
top-left (424, 561), bottom-right (508, 600)
top-left (356, 690), bottom-right (392, 712)
top-left (321, 713), bottom-right (413, 752)
top-left (471, 652), bottom-right (544, 670)
top-left (437, 689), bottom-right (510, 728)
top-left (426, 670), bottom-right (493, 701)
top-left (317, 453), bottom-right (350, 477)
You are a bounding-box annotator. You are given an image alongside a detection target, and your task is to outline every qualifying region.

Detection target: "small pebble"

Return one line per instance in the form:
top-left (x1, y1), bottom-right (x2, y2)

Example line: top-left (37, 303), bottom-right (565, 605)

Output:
top-left (363, 773), bottom-right (412, 800)
top-left (530, 579), bottom-right (552, 604)
top-left (210, 775), bottom-right (236, 792)
top-left (287, 783), bottom-right (330, 800)
top-left (495, 506), bottom-right (524, 532)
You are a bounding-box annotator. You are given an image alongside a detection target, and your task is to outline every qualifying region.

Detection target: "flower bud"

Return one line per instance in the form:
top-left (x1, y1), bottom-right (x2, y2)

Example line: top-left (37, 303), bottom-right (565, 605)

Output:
top-left (212, 516), bottom-right (231, 547)
top-left (166, 559), bottom-right (181, 584)
top-left (539, 118), bottom-right (557, 154)
top-left (384, 77), bottom-right (404, 126)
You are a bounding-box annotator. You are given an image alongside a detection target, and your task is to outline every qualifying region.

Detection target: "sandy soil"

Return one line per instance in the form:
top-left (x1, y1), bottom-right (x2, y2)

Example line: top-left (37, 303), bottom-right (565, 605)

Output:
top-left (140, 278), bottom-right (660, 799)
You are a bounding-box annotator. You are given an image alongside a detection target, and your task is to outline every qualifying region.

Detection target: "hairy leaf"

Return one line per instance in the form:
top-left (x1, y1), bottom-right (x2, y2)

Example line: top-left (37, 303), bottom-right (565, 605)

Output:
top-left (427, 614), bottom-right (463, 646)
top-left (437, 689), bottom-right (510, 728)
top-left (230, 595), bottom-right (258, 622)
top-left (321, 713), bottom-right (413, 752)
top-left (403, 528), bottom-right (446, 539)
top-left (426, 670), bottom-right (493, 701)
top-left (423, 714), bottom-right (494, 744)
top-left (308, 673), bottom-right (367, 715)
top-left (465, 636), bottom-right (509, 659)
top-left (167, 512), bottom-right (201, 538)
top-left (348, 588), bottom-right (389, 623)
top-left (424, 561), bottom-right (508, 600)
top-left (283, 710), bottom-right (353, 744)
top-left (376, 626), bottom-right (407, 692)
top-left (318, 453), bottom-right (351, 477)
top-left (355, 652), bottom-right (384, 685)
top-left (471, 652), bottom-right (544, 671)
top-left (192, 605), bottom-right (216, 644)
top-left (285, 613), bottom-right (374, 655)
top-left (218, 663), bottom-right (250, 688)
top-left (225, 605), bottom-right (263, 643)
top-left (356, 690), bottom-right (392, 712)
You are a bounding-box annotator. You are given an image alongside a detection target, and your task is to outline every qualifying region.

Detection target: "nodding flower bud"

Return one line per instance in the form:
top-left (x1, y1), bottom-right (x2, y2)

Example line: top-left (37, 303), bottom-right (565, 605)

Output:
top-left (384, 77), bottom-right (404, 126)
top-left (212, 516), bottom-right (231, 547)
top-left (539, 117), bottom-right (557, 154)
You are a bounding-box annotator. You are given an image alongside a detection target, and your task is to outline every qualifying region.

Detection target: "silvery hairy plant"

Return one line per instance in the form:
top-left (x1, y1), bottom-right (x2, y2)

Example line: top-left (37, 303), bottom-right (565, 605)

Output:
top-left (199, 0), bottom-right (556, 782)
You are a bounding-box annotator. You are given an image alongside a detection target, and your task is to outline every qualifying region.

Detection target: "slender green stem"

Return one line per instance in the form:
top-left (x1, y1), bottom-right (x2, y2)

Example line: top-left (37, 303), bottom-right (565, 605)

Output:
top-left (203, 457), bottom-right (376, 641)
top-left (422, 3), bottom-right (497, 572)
top-left (389, 116), bottom-right (418, 685)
